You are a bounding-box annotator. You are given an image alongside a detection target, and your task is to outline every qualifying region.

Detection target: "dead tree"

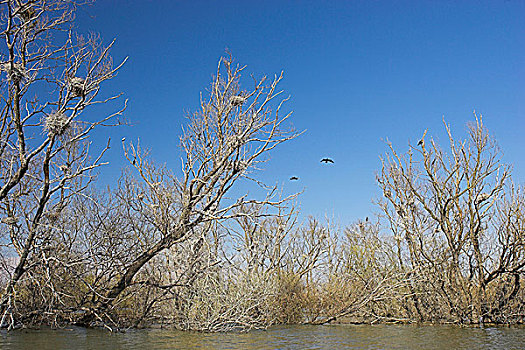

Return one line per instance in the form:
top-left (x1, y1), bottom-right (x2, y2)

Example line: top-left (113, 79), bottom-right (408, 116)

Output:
top-left (0, 0), bottom-right (126, 329)
top-left (77, 55), bottom-right (299, 327)
top-left (377, 116), bottom-right (524, 324)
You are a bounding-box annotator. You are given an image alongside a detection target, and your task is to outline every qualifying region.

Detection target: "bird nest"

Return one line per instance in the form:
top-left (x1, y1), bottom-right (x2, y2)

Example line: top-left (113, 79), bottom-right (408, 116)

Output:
top-left (44, 112), bottom-right (69, 136)
top-left (475, 193), bottom-right (490, 204)
top-left (45, 211), bottom-right (61, 223)
top-left (16, 3), bottom-right (36, 23)
top-left (1, 63), bottom-right (27, 83)
top-left (68, 76), bottom-right (86, 97)
top-left (230, 95), bottom-right (246, 106)
top-left (1, 216), bottom-right (18, 226)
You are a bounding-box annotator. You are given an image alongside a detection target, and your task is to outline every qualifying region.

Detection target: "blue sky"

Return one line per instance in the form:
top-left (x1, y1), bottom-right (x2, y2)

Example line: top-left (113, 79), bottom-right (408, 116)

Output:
top-left (76, 0), bottom-right (524, 226)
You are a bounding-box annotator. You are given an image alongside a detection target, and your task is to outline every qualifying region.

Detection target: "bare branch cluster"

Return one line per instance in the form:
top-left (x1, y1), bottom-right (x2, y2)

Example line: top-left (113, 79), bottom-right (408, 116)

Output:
top-left (54, 54), bottom-right (301, 329)
top-left (0, 0), bottom-right (126, 329)
top-left (376, 116), bottom-right (525, 324)
top-left (0, 1), bottom-right (522, 333)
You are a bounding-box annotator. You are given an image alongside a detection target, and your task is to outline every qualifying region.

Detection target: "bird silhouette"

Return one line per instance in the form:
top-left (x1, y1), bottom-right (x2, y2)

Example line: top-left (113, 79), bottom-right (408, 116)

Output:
top-left (320, 158), bottom-right (334, 164)
top-left (289, 176), bottom-right (299, 181)
top-left (417, 139), bottom-right (424, 146)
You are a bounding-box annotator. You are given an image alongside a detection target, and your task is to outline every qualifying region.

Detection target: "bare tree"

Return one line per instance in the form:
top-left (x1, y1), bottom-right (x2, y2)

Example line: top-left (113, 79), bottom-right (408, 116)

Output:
top-left (0, 0), bottom-right (125, 329)
top-left (75, 54), bottom-right (299, 327)
top-left (277, 217), bottom-right (411, 326)
top-left (377, 116), bottom-right (525, 324)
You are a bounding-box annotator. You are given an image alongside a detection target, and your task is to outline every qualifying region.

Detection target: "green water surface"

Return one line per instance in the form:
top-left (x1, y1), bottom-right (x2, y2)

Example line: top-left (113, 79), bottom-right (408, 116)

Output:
top-left (1, 324), bottom-right (523, 349)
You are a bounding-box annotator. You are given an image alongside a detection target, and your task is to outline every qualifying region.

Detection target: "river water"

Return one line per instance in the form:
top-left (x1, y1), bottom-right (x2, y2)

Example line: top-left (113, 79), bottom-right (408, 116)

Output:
top-left (1, 324), bottom-right (524, 349)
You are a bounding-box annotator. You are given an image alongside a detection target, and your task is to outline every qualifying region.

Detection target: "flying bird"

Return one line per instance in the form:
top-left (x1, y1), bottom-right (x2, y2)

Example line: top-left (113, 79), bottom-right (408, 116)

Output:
top-left (289, 176), bottom-right (299, 181)
top-left (320, 158), bottom-right (334, 164)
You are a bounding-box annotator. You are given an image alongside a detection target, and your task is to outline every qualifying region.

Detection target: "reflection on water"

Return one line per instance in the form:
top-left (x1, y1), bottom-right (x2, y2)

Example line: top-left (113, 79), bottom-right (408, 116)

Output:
top-left (1, 324), bottom-right (524, 350)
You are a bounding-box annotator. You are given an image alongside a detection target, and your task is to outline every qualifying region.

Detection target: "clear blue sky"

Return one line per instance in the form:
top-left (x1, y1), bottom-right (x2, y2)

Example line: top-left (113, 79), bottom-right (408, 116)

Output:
top-left (75, 0), bottom-right (524, 226)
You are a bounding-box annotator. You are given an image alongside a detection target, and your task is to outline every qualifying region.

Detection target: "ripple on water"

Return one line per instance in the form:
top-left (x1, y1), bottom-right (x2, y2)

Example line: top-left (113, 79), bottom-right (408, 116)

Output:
top-left (1, 324), bottom-right (524, 350)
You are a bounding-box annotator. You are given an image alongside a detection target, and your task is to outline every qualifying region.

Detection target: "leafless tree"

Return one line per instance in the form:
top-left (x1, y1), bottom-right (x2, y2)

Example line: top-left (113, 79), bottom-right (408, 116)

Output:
top-left (75, 54), bottom-right (300, 328)
top-left (0, 0), bottom-right (126, 329)
top-left (278, 217), bottom-right (411, 325)
top-left (377, 116), bottom-right (525, 324)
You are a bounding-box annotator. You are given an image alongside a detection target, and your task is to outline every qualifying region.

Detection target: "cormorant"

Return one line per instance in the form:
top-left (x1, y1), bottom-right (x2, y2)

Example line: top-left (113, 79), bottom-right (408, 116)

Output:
top-left (320, 158), bottom-right (334, 164)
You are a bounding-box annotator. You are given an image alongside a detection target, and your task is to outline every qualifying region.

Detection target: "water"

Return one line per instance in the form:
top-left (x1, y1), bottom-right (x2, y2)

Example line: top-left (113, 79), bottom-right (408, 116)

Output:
top-left (0, 324), bottom-right (524, 349)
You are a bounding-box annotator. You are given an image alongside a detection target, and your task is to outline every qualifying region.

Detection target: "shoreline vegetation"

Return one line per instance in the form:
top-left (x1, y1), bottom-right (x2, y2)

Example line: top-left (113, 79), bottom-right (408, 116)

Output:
top-left (1, 1), bottom-right (523, 332)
